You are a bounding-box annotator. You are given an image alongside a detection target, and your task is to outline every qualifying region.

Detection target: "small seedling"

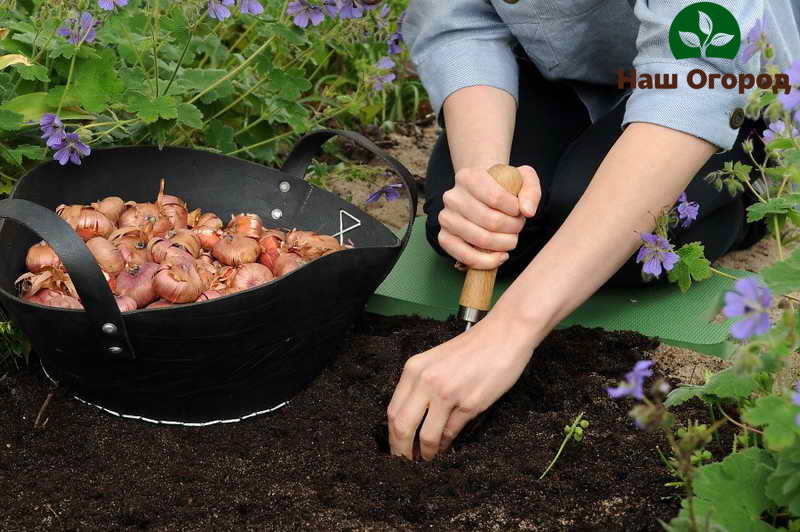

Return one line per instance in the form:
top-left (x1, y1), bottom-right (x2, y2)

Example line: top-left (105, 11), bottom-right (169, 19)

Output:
top-left (539, 412), bottom-right (590, 480)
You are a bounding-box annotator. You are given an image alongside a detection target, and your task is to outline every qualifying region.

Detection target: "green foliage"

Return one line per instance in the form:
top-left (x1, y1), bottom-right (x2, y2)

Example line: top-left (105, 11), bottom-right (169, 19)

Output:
top-left (744, 396), bottom-right (800, 451)
top-left (0, 0), bottom-right (423, 184)
top-left (668, 242), bottom-right (712, 293)
top-left (762, 247), bottom-right (800, 296)
top-left (670, 448), bottom-right (776, 532)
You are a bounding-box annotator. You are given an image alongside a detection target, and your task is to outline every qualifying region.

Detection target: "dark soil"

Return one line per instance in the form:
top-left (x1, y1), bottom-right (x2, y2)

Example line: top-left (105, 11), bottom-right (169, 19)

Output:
top-left (1, 315), bottom-right (697, 531)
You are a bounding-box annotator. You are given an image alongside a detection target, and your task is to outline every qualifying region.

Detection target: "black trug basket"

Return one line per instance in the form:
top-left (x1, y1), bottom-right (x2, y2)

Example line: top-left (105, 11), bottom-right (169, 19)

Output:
top-left (0, 130), bottom-right (417, 425)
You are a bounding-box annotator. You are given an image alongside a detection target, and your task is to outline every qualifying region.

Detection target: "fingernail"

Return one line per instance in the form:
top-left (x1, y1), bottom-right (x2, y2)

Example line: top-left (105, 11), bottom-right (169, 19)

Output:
top-left (501, 253), bottom-right (510, 262)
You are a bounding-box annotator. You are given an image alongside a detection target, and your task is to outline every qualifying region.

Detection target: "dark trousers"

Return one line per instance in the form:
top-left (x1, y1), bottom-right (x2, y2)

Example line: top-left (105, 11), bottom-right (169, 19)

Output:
top-left (424, 63), bottom-right (766, 287)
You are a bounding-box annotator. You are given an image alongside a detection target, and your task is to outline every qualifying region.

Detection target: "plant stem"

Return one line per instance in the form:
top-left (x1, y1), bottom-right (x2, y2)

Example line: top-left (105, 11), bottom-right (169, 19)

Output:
top-left (56, 46), bottom-right (80, 116)
top-left (538, 412), bottom-right (584, 480)
top-left (150, 0), bottom-right (161, 97)
top-left (163, 27), bottom-right (195, 97)
top-left (226, 130), bottom-right (294, 156)
top-left (188, 38), bottom-right (272, 105)
top-left (774, 217), bottom-right (785, 261)
top-left (709, 267), bottom-right (738, 281)
top-left (717, 405), bottom-right (763, 435)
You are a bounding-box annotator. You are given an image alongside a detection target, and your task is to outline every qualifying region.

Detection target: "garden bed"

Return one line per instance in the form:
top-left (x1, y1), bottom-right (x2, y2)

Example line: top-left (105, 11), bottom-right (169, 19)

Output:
top-left (1, 315), bottom-right (700, 530)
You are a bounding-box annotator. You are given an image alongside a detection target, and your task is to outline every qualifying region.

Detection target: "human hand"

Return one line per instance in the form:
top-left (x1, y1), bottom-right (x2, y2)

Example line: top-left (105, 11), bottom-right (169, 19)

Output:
top-left (386, 313), bottom-right (536, 461)
top-left (437, 165), bottom-right (540, 270)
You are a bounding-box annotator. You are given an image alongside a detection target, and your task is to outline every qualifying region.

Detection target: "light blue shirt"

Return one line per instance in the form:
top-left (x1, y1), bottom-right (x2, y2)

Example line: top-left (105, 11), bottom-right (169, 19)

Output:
top-left (404, 0), bottom-right (800, 150)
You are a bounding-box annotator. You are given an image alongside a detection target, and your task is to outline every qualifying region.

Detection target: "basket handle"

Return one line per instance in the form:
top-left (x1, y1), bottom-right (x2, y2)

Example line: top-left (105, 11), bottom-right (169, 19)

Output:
top-left (281, 129), bottom-right (418, 249)
top-left (0, 199), bottom-right (136, 360)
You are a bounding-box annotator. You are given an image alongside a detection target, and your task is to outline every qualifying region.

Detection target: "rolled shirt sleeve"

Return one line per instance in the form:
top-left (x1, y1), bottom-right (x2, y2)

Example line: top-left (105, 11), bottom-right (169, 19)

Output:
top-left (404, 0), bottom-right (519, 115)
top-left (624, 0), bottom-right (765, 150)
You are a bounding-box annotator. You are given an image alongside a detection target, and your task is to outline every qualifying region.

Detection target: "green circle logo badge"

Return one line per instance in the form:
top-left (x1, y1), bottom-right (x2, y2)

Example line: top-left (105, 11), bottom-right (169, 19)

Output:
top-left (669, 2), bottom-right (741, 60)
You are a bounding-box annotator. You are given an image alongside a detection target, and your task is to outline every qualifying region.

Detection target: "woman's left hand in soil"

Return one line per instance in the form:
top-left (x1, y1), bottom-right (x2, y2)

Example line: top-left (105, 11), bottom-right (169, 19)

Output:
top-left (387, 314), bottom-right (537, 461)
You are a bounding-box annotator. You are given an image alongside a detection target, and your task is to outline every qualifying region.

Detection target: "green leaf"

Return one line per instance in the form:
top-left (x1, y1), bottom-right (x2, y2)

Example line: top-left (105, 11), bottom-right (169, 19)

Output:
top-left (765, 447), bottom-right (800, 517)
top-left (743, 395), bottom-right (800, 451)
top-left (176, 103), bottom-right (203, 129)
top-left (768, 138), bottom-right (796, 151)
top-left (703, 367), bottom-right (759, 400)
top-left (747, 195), bottom-right (800, 223)
top-left (12, 63), bottom-right (49, 82)
top-left (0, 92), bottom-right (92, 122)
top-left (12, 144), bottom-right (47, 161)
top-left (128, 93), bottom-right (178, 124)
top-left (664, 385), bottom-right (705, 407)
top-left (673, 448), bottom-right (776, 532)
top-left (0, 109), bottom-right (23, 131)
top-left (667, 242), bottom-right (712, 292)
top-left (205, 120), bottom-right (236, 153)
top-left (68, 48), bottom-right (124, 113)
top-left (762, 247), bottom-right (800, 296)
top-left (178, 69), bottom-right (234, 103)
top-left (268, 69), bottom-right (312, 100)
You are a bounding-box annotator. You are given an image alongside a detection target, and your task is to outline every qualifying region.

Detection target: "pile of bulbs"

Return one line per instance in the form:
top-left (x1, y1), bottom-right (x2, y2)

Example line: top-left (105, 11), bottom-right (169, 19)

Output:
top-left (18, 180), bottom-right (347, 311)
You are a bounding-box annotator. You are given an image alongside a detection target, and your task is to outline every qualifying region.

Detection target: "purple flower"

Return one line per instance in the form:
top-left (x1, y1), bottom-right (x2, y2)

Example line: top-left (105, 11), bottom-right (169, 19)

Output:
top-left (677, 192), bottom-right (700, 228)
top-left (337, 0), bottom-right (378, 19)
top-left (323, 0), bottom-right (339, 16)
top-left (52, 133), bottom-right (91, 166)
top-left (366, 183), bottom-right (403, 203)
top-left (779, 60), bottom-right (800, 111)
top-left (375, 56), bottom-right (395, 70)
top-left (722, 277), bottom-right (772, 340)
top-left (39, 113), bottom-right (67, 148)
top-left (57, 12), bottom-right (99, 45)
top-left (739, 19), bottom-right (764, 63)
top-left (387, 31), bottom-right (403, 55)
top-left (607, 360), bottom-right (654, 401)
top-left (379, 4), bottom-right (390, 18)
top-left (793, 382), bottom-right (800, 427)
top-left (636, 233), bottom-right (679, 278)
top-left (98, 0), bottom-right (127, 11)
top-left (762, 121), bottom-right (799, 143)
top-left (238, 0), bottom-right (263, 15)
top-left (371, 72), bottom-right (396, 91)
top-left (208, 0), bottom-right (234, 20)
top-left (287, 0), bottom-right (325, 28)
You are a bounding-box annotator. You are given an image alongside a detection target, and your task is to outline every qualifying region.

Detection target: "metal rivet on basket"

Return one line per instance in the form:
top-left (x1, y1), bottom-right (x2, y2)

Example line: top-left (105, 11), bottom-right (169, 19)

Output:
top-left (279, 181), bottom-right (291, 193)
top-left (271, 208), bottom-right (283, 220)
top-left (108, 346), bottom-right (123, 356)
top-left (101, 323), bottom-right (118, 335)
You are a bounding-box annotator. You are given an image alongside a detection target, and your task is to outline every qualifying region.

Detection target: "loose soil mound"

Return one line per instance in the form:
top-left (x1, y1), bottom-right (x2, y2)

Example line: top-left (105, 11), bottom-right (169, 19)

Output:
top-left (1, 315), bottom-right (693, 530)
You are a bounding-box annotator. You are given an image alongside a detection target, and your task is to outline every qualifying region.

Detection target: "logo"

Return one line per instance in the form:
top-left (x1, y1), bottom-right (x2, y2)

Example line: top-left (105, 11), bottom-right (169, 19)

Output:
top-left (669, 2), bottom-right (741, 60)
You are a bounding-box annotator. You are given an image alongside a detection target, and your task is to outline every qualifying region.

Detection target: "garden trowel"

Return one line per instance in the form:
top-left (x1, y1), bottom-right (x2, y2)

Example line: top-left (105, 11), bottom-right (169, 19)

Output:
top-left (457, 164), bottom-right (524, 331)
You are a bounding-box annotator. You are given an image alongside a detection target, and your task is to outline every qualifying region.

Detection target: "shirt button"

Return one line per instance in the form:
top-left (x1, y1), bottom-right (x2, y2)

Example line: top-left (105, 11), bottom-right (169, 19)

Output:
top-left (730, 108), bottom-right (746, 129)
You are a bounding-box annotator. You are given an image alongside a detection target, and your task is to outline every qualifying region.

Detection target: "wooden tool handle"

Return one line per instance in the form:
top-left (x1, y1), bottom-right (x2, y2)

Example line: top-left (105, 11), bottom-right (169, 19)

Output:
top-left (458, 164), bottom-right (524, 312)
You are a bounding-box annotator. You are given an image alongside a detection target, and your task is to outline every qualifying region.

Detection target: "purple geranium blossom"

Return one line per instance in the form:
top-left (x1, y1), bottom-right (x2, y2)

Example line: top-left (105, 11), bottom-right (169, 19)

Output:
top-left (98, 0), bottom-right (128, 11)
top-left (762, 120), bottom-right (799, 143)
top-left (607, 360), bottom-right (654, 401)
top-left (792, 382), bottom-right (800, 427)
top-left (739, 18), bottom-right (764, 63)
top-left (323, 0), bottom-right (339, 16)
top-left (207, 0), bottom-right (234, 20)
top-left (387, 31), bottom-right (403, 55)
top-left (636, 233), bottom-right (679, 278)
top-left (371, 72), bottom-right (396, 91)
top-left (287, 0), bottom-right (325, 28)
top-left (366, 183), bottom-right (403, 203)
top-left (39, 113), bottom-right (67, 148)
top-left (338, 0), bottom-right (379, 20)
top-left (722, 277), bottom-right (772, 340)
top-left (238, 0), bottom-right (263, 15)
top-left (52, 133), bottom-right (91, 166)
top-left (375, 56), bottom-right (395, 70)
top-left (677, 192), bottom-right (700, 228)
top-left (779, 60), bottom-right (800, 111)
top-left (57, 12), bottom-right (99, 45)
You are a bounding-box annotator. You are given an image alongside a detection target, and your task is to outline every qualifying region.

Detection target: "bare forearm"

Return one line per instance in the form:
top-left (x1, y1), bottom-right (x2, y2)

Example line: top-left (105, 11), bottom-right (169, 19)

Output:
top-left (491, 123), bottom-right (717, 344)
top-left (442, 86), bottom-right (516, 171)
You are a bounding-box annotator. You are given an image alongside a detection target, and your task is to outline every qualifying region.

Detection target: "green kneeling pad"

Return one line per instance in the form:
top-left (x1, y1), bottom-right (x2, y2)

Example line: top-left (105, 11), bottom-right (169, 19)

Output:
top-left (367, 217), bottom-right (742, 357)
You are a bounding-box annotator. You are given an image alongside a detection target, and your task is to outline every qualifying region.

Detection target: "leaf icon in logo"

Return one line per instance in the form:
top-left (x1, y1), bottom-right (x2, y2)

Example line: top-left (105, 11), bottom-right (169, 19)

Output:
top-left (679, 31), bottom-right (702, 48)
top-left (698, 11), bottom-right (713, 36)
top-left (709, 33), bottom-right (735, 47)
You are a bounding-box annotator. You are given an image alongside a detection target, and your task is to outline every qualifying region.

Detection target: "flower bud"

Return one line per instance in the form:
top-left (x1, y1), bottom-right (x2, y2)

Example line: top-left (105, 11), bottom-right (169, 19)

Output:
top-left (579, 420), bottom-right (590, 429)
top-left (742, 139), bottom-right (754, 155)
top-left (765, 44), bottom-right (775, 59)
